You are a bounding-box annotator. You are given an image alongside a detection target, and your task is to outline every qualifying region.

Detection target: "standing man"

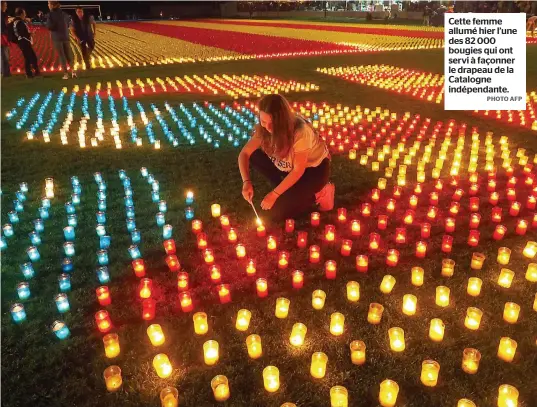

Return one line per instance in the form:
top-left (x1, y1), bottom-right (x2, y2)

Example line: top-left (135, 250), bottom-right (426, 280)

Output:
top-left (12, 8), bottom-right (40, 78)
top-left (71, 7), bottom-right (96, 70)
top-left (46, 1), bottom-right (75, 79)
top-left (1, 1), bottom-right (11, 77)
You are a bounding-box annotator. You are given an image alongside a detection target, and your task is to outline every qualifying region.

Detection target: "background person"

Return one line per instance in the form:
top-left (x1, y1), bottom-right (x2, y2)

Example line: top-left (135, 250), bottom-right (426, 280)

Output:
top-left (46, 1), bottom-right (75, 79)
top-left (1, 1), bottom-right (11, 77)
top-left (527, 15), bottom-right (537, 37)
top-left (71, 7), bottom-right (96, 70)
top-left (12, 7), bottom-right (40, 78)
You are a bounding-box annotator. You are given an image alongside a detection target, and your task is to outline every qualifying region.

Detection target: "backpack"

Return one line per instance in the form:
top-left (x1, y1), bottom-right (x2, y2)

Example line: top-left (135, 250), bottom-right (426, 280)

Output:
top-left (7, 20), bottom-right (18, 43)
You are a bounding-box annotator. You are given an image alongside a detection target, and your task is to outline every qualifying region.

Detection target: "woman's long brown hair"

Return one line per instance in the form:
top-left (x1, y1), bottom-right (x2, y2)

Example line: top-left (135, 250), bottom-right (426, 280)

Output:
top-left (256, 94), bottom-right (297, 159)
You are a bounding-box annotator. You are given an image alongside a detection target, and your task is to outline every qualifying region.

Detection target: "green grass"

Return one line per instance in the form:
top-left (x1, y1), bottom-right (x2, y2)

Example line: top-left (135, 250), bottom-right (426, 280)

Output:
top-left (2, 47), bottom-right (537, 407)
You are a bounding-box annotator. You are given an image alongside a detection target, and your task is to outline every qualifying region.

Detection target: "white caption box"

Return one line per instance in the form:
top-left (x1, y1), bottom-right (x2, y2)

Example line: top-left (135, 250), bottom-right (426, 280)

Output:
top-left (444, 13), bottom-right (526, 111)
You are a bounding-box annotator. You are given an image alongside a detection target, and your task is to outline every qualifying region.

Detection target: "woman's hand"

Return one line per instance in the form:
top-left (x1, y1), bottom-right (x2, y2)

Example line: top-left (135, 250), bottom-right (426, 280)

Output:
top-left (261, 191), bottom-right (279, 210)
top-left (242, 181), bottom-right (254, 202)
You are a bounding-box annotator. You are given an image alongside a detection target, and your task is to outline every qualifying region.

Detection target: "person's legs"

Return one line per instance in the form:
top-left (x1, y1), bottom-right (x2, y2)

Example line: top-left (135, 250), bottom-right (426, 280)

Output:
top-left (53, 40), bottom-right (68, 72)
top-left (28, 46), bottom-right (40, 75)
top-left (80, 41), bottom-right (90, 69)
top-left (249, 149), bottom-right (287, 187)
top-left (1, 46), bottom-right (10, 77)
top-left (18, 42), bottom-right (33, 77)
top-left (62, 41), bottom-right (73, 68)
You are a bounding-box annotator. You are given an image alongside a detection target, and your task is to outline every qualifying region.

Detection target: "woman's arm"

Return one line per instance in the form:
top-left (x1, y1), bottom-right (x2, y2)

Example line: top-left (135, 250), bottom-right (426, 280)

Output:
top-left (238, 136), bottom-right (261, 183)
top-left (273, 151), bottom-right (308, 195)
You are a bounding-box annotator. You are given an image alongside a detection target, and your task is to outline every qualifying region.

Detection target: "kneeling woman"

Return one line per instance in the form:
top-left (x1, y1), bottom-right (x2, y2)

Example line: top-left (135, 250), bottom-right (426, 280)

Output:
top-left (238, 94), bottom-right (334, 221)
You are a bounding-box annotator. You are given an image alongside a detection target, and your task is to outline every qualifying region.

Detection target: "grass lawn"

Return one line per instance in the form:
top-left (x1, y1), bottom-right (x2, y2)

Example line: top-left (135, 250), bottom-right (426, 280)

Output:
top-left (1, 45), bottom-right (537, 407)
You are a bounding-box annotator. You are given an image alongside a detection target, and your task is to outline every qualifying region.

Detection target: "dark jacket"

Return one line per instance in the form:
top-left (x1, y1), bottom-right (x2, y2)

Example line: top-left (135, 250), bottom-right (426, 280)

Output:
top-left (13, 17), bottom-right (31, 43)
top-left (46, 8), bottom-right (70, 42)
top-left (72, 14), bottom-right (94, 41)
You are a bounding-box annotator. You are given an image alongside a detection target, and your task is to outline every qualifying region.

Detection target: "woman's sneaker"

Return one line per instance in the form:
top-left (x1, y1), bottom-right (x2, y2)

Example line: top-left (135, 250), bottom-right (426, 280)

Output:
top-left (315, 182), bottom-right (335, 211)
top-left (62, 73), bottom-right (69, 79)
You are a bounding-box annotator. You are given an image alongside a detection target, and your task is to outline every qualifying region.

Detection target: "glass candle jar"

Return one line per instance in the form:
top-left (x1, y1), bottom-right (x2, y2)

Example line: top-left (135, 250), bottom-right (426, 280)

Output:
top-left (103, 366), bottom-right (122, 392)
top-left (429, 318), bottom-right (445, 342)
top-left (503, 302), bottom-right (520, 324)
top-left (236, 309), bottom-right (251, 331)
top-left (388, 327), bottom-right (405, 352)
top-left (312, 290), bottom-right (326, 310)
top-left (497, 247), bottom-right (511, 265)
top-left (368, 303), bottom-right (384, 324)
top-left (497, 384), bottom-right (519, 407)
top-left (292, 270), bottom-right (304, 289)
top-left (246, 334), bottom-right (262, 359)
top-left (52, 320), bottom-right (70, 340)
top-left (465, 307), bottom-right (483, 330)
top-left (350, 340), bottom-right (366, 365)
top-left (330, 312), bottom-right (345, 336)
top-left (420, 360), bottom-right (440, 387)
top-left (17, 282), bottom-right (31, 300)
top-left (211, 375), bottom-right (230, 402)
top-left (497, 337), bottom-right (517, 362)
top-left (356, 255), bottom-right (368, 272)
top-left (471, 253), bottom-right (485, 270)
top-left (380, 275), bottom-right (396, 294)
top-left (193, 312), bottom-right (208, 335)
top-left (402, 294), bottom-right (417, 316)
top-left (411, 267), bottom-right (424, 286)
top-left (330, 386), bottom-right (348, 407)
top-left (160, 386), bottom-right (179, 407)
top-left (346, 281), bottom-right (360, 302)
top-left (467, 277), bottom-right (483, 297)
top-left (153, 353), bottom-right (173, 378)
top-left (203, 340), bottom-right (219, 366)
top-left (103, 333), bottom-right (120, 358)
top-left (379, 379), bottom-right (399, 407)
top-left (441, 259), bottom-right (455, 277)
top-left (290, 323), bottom-right (307, 347)
top-left (497, 268), bottom-right (515, 288)
top-left (147, 324), bottom-right (165, 346)
top-left (10, 303), bottom-right (26, 323)
top-left (310, 352), bottom-right (328, 379)
top-left (436, 286), bottom-right (450, 307)
top-left (55, 293), bottom-right (70, 313)
top-left (462, 348), bottom-right (481, 374)
top-left (275, 297), bottom-right (290, 319)
top-left (263, 366), bottom-right (280, 393)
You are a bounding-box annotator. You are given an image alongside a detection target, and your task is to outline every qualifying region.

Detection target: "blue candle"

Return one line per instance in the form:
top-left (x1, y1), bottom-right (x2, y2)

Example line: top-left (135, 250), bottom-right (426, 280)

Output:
top-left (62, 258), bottom-right (73, 273)
top-left (163, 224), bottom-right (173, 239)
top-left (63, 226), bottom-right (75, 241)
top-left (185, 207), bottom-right (195, 220)
top-left (100, 235), bottom-right (111, 250)
top-left (97, 191), bottom-right (106, 200)
top-left (124, 187), bottom-right (133, 197)
top-left (123, 178), bottom-right (131, 188)
top-left (0, 236), bottom-right (6, 250)
top-left (94, 172), bottom-right (103, 183)
top-left (26, 246), bottom-right (40, 262)
top-left (58, 274), bottom-right (71, 292)
top-left (147, 174), bottom-right (155, 183)
top-left (156, 212), bottom-right (165, 227)
top-left (96, 224), bottom-right (106, 237)
top-left (124, 196), bottom-right (133, 207)
top-left (39, 207), bottom-right (49, 220)
top-left (63, 242), bottom-right (75, 257)
top-left (118, 169), bottom-right (127, 180)
top-left (10, 303), bottom-right (26, 323)
top-left (98, 182), bottom-right (107, 192)
top-left (16, 191), bottom-right (26, 201)
top-left (152, 181), bottom-right (159, 192)
top-left (71, 194), bottom-right (80, 205)
top-left (125, 206), bottom-right (135, 218)
top-left (13, 200), bottom-right (24, 212)
top-left (41, 197), bottom-right (51, 208)
top-left (17, 282), bottom-right (31, 300)
top-left (158, 200), bottom-right (167, 213)
top-left (52, 320), bottom-right (70, 339)
top-left (128, 245), bottom-right (141, 259)
top-left (20, 182), bottom-right (29, 193)
top-left (67, 214), bottom-right (77, 227)
top-left (98, 200), bottom-right (107, 211)
top-left (73, 185), bottom-right (81, 195)
top-left (151, 191), bottom-right (160, 203)
top-left (8, 211), bottom-right (19, 223)
top-left (96, 266), bottom-right (110, 284)
top-left (97, 250), bottom-right (109, 265)
top-left (28, 231), bottom-right (41, 246)
top-left (65, 202), bottom-right (75, 215)
top-left (185, 191), bottom-right (194, 205)
top-left (96, 211), bottom-right (106, 224)
top-left (20, 263), bottom-right (35, 279)
top-left (3, 224), bottom-right (14, 237)
top-left (141, 167), bottom-right (148, 177)
top-left (33, 219), bottom-right (44, 232)
top-left (55, 293), bottom-right (70, 313)
top-left (131, 229), bottom-right (141, 244)
top-left (71, 176), bottom-right (80, 186)
top-left (126, 218), bottom-right (136, 232)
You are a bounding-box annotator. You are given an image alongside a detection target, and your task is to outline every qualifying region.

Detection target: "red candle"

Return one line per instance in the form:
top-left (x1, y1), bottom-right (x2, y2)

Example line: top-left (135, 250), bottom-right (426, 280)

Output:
top-left (435, 180), bottom-right (444, 191)
top-left (361, 203), bottom-right (371, 217)
top-left (449, 202), bottom-right (460, 215)
top-left (469, 213), bottom-right (481, 229)
top-left (469, 172), bottom-right (479, 184)
top-left (394, 227), bottom-right (406, 244)
top-left (532, 213), bottom-right (537, 228)
top-left (256, 278), bottom-right (268, 298)
top-left (95, 310), bottom-right (112, 333)
top-left (445, 217), bottom-right (456, 233)
top-left (415, 241), bottom-right (427, 258)
top-left (292, 270), bottom-right (304, 289)
top-left (351, 220), bottom-right (361, 236)
top-left (278, 251), bottom-right (289, 269)
top-left (371, 189), bottom-right (380, 203)
top-left (386, 249), bottom-right (400, 267)
top-left (177, 272), bottom-right (189, 291)
top-left (489, 192), bottom-right (499, 205)
top-left (139, 278), bottom-right (153, 299)
top-left (210, 265), bottom-right (221, 284)
top-left (414, 183), bottom-right (423, 195)
top-left (369, 233), bottom-right (381, 251)
top-left (507, 176), bottom-right (517, 188)
top-left (516, 219), bottom-right (528, 235)
top-left (491, 207), bottom-right (503, 223)
top-left (163, 239), bottom-right (176, 255)
top-left (191, 219), bottom-right (203, 234)
top-left (409, 195), bottom-right (418, 209)
top-left (487, 179), bottom-right (496, 192)
top-left (297, 231), bottom-right (308, 248)
top-left (427, 206), bottom-right (438, 221)
top-left (509, 201), bottom-right (521, 216)
top-left (228, 228), bottom-right (238, 243)
top-left (96, 286), bottom-right (111, 306)
top-left (197, 233), bottom-right (208, 250)
top-left (421, 223), bottom-right (431, 239)
top-left (285, 219), bottom-right (295, 233)
top-left (166, 254), bottom-right (181, 272)
top-left (356, 255), bottom-right (368, 272)
top-left (325, 260), bottom-right (337, 279)
top-left (469, 197), bottom-right (480, 212)
top-left (324, 224), bottom-right (336, 242)
top-left (235, 244), bottom-right (246, 259)
top-left (506, 188), bottom-right (516, 201)
top-left (203, 249), bottom-right (215, 265)
top-left (142, 298), bottom-right (156, 321)
top-left (309, 245), bottom-right (320, 263)
top-left (527, 195), bottom-right (536, 210)
top-left (468, 230), bottom-right (480, 247)
top-left (179, 291), bottom-right (193, 312)
top-left (132, 259), bottom-right (146, 277)
top-left (337, 208), bottom-right (347, 223)
top-left (217, 284), bottom-right (231, 304)
top-left (386, 199), bottom-right (396, 213)
top-left (452, 188), bottom-right (464, 201)
top-left (393, 186), bottom-right (402, 199)
top-left (257, 223), bottom-right (266, 237)
top-left (429, 192), bottom-right (439, 206)
top-left (246, 259), bottom-right (256, 276)
top-left (311, 212), bottom-right (321, 227)
top-left (441, 235), bottom-right (453, 253)
top-left (493, 224), bottom-right (507, 240)
top-left (220, 215), bottom-right (230, 229)
top-left (267, 236), bottom-right (277, 252)
top-left (341, 239), bottom-right (352, 256)
top-left (469, 184), bottom-right (479, 196)
top-left (403, 210), bottom-right (414, 225)
top-left (378, 215), bottom-right (388, 230)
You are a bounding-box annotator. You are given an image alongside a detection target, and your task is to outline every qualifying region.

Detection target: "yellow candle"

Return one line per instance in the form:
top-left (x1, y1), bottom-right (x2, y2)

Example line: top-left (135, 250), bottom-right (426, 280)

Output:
top-left (420, 360), bottom-right (440, 387)
top-left (103, 333), bottom-right (120, 358)
top-left (379, 379), bottom-right (399, 407)
top-left (498, 384), bottom-right (519, 407)
top-left (275, 297), bottom-right (290, 319)
top-left (380, 275), bottom-right (396, 294)
top-left (263, 366), bottom-right (280, 393)
top-left (435, 286), bottom-right (450, 307)
top-left (534, 293), bottom-right (537, 311)
top-left (457, 399), bottom-right (476, 407)
top-left (211, 204), bottom-right (221, 218)
top-left (153, 353), bottom-right (173, 378)
top-left (350, 340), bottom-right (366, 365)
top-left (281, 404), bottom-right (297, 407)
top-left (236, 309), bottom-right (251, 331)
top-left (523, 241), bottom-right (537, 258)
top-left (411, 267), bottom-right (424, 286)
top-left (497, 268), bottom-right (515, 288)
top-left (147, 324), bottom-right (165, 346)
top-left (388, 327), bottom-right (405, 352)
top-left (246, 334), bottom-right (262, 359)
top-left (368, 303), bottom-right (384, 324)
top-left (526, 263), bottom-right (537, 282)
top-left (465, 307), bottom-right (483, 330)
top-left (462, 348), bottom-right (481, 374)
top-left (467, 278), bottom-right (483, 297)
top-left (312, 290), bottom-right (326, 310)
top-left (310, 352), bottom-right (328, 379)
top-left (193, 312), bottom-right (208, 335)
top-left (441, 259), bottom-right (455, 277)
top-left (330, 312), bottom-right (345, 336)
top-left (346, 281), bottom-right (360, 302)
top-left (330, 386), bottom-right (348, 407)
top-left (503, 302), bottom-right (520, 324)
top-left (497, 247), bottom-right (511, 265)
top-left (160, 386), bottom-right (179, 407)
top-left (203, 340), bottom-right (219, 366)
top-left (103, 365), bottom-right (122, 392)
top-left (290, 323), bottom-right (307, 347)
top-left (497, 337), bottom-right (517, 362)
top-left (471, 252), bottom-right (485, 270)
top-left (211, 375), bottom-right (230, 402)
top-left (402, 294), bottom-right (417, 316)
top-left (429, 318), bottom-right (445, 342)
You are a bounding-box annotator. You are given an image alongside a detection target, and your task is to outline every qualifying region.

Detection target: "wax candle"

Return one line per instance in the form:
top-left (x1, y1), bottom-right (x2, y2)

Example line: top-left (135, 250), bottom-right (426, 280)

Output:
top-left (153, 353), bottom-right (173, 378)
top-left (368, 302), bottom-right (384, 324)
top-left (26, 246), bottom-right (40, 262)
top-left (516, 219), bottom-right (528, 235)
top-left (95, 310), bottom-right (112, 333)
top-left (362, 203), bottom-right (372, 217)
top-left (131, 229), bottom-right (141, 244)
top-left (401, 294), bottom-right (417, 316)
top-left (498, 268), bottom-right (515, 288)
top-left (103, 333), bottom-right (120, 358)
top-left (492, 207), bottom-right (503, 223)
top-left (11, 303), bottom-right (26, 323)
top-left (211, 375), bottom-right (230, 402)
top-left (436, 286), bottom-right (450, 307)
top-left (498, 384), bottom-right (518, 407)
top-left (465, 307), bottom-right (483, 330)
top-left (441, 235), bottom-right (453, 253)
top-left (217, 284), bottom-right (231, 304)
top-left (427, 206), bottom-right (438, 221)
top-left (497, 247), bottom-right (511, 265)
top-left (55, 293), bottom-right (70, 313)
top-left (204, 249), bottom-right (215, 265)
top-left (56, 273), bottom-right (71, 292)
top-left (267, 236), bottom-right (277, 252)
top-left (421, 222), bottom-right (431, 239)
top-left (351, 220), bottom-right (361, 236)
top-left (497, 337), bottom-right (517, 362)
top-left (163, 239), bottom-right (176, 255)
top-left (16, 282), bottom-right (31, 300)
top-left (421, 360), bottom-right (440, 387)
top-left (429, 318), bottom-right (445, 342)
top-left (203, 340), bottom-right (219, 365)
top-left (285, 219), bottom-right (295, 233)
top-left (52, 320), bottom-right (70, 340)
top-left (386, 249), bottom-right (399, 267)
top-left (128, 245), bottom-right (141, 260)
top-left (246, 334), bottom-right (262, 359)
top-left (349, 340), bottom-right (366, 365)
top-left (340, 239), bottom-right (352, 257)
top-left (210, 204), bottom-right (221, 218)
top-left (103, 366), bottom-right (122, 392)
top-left (310, 352), bottom-right (328, 379)
top-left (138, 278), bottom-right (152, 299)
top-left (444, 217), bottom-right (455, 233)
top-left (380, 275), bottom-right (396, 294)
top-left (132, 259), bottom-right (146, 278)
top-left (263, 366), bottom-right (280, 393)
top-left (235, 309), bottom-right (251, 332)
top-left (330, 312), bottom-right (345, 336)
top-left (503, 302), bottom-right (520, 324)
top-left (96, 286), bottom-right (111, 306)
top-left (297, 231), bottom-right (308, 248)
top-left (290, 323), bottom-right (307, 346)
top-left (209, 265), bottom-right (222, 284)
top-left (346, 281), bottom-right (360, 302)
top-left (147, 324), bottom-right (165, 346)
top-left (411, 267), bottom-right (424, 287)
top-left (415, 241), bottom-right (427, 258)
top-left (325, 224), bottom-right (336, 242)
top-left (461, 348), bottom-right (481, 374)
top-left (244, 259), bottom-right (256, 276)
top-left (227, 228), bottom-right (238, 243)
top-left (275, 297), bottom-right (290, 319)
top-left (292, 270), bottom-right (304, 289)
top-left (256, 278), bottom-right (268, 298)
top-left (191, 312), bottom-right (209, 335)
top-left (179, 291), bottom-right (193, 312)
top-left (526, 263), bottom-right (537, 282)
top-left (192, 219), bottom-right (203, 233)
top-left (379, 380), bottom-right (399, 407)
top-left (235, 244), bottom-right (246, 259)
top-left (277, 251), bottom-right (290, 270)
top-left (96, 266), bottom-right (110, 284)
top-left (324, 260), bottom-right (337, 279)
top-left (312, 290), bottom-right (326, 310)
top-left (467, 277), bottom-right (483, 297)
top-left (197, 233), bottom-right (208, 249)
top-left (309, 245), bottom-right (320, 264)
top-left (523, 241), bottom-right (537, 258)
top-left (311, 212), bottom-right (320, 227)
top-left (217, 216), bottom-right (230, 231)
top-left (467, 230), bottom-right (480, 247)
top-left (160, 386), bottom-right (179, 407)
top-left (388, 327), bottom-right (405, 352)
